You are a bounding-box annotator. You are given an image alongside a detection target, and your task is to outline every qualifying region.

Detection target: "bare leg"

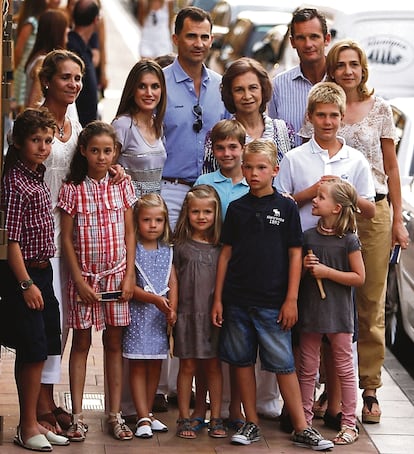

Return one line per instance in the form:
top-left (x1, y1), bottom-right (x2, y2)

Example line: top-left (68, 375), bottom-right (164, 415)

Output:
top-left (235, 365), bottom-right (257, 424)
top-left (277, 372), bottom-right (307, 432)
top-left (103, 326), bottom-right (123, 414)
top-left (69, 328), bottom-right (91, 414)
top-left (129, 360), bottom-right (149, 418)
top-left (229, 365), bottom-right (244, 421)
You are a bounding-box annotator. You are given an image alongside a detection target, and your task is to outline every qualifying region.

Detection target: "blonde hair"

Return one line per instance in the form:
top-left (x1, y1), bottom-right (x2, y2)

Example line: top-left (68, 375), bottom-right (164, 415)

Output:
top-left (307, 81), bottom-right (347, 116)
top-left (243, 139), bottom-right (278, 167)
top-left (319, 179), bottom-right (359, 237)
top-left (174, 185), bottom-right (222, 245)
top-left (326, 39), bottom-right (374, 101)
top-left (135, 193), bottom-right (172, 245)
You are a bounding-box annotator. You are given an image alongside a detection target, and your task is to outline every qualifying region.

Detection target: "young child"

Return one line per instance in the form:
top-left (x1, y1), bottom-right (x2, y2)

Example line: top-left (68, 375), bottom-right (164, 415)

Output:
top-left (195, 119), bottom-right (249, 219)
top-left (0, 108), bottom-right (69, 451)
top-left (195, 119), bottom-right (248, 430)
top-left (299, 179), bottom-right (363, 445)
top-left (173, 185), bottom-right (227, 440)
top-left (212, 139), bottom-right (334, 450)
top-left (122, 193), bottom-right (177, 438)
top-left (58, 121), bottom-right (137, 442)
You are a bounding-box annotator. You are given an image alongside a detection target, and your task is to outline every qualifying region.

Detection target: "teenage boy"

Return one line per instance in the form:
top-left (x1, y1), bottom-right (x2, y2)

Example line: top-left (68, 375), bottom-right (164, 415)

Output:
top-left (275, 81), bottom-right (375, 232)
top-left (195, 119), bottom-right (249, 218)
top-left (212, 139), bottom-right (334, 450)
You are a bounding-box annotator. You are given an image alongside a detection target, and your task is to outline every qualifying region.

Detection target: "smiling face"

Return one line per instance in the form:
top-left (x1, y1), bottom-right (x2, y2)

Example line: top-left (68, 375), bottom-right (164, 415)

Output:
top-left (134, 71), bottom-right (162, 113)
top-left (213, 136), bottom-right (243, 175)
top-left (80, 133), bottom-right (116, 180)
top-left (231, 71), bottom-right (262, 116)
top-left (331, 48), bottom-right (363, 93)
top-left (46, 59), bottom-right (83, 106)
top-left (173, 18), bottom-right (212, 67)
top-left (19, 128), bottom-right (54, 171)
top-left (188, 197), bottom-right (216, 238)
top-left (290, 17), bottom-right (330, 66)
top-left (308, 102), bottom-right (342, 145)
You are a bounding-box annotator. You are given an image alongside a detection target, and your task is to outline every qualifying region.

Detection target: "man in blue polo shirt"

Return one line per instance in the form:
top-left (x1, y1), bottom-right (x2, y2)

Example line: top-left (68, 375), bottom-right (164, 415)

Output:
top-left (161, 6), bottom-right (227, 227)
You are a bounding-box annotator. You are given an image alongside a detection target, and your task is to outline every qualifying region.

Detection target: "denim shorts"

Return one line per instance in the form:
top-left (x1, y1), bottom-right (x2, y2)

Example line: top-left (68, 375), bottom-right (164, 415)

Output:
top-left (219, 304), bottom-right (295, 374)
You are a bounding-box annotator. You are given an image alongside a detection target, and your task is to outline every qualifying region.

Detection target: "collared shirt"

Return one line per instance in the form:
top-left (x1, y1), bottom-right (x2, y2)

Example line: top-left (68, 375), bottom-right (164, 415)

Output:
top-left (162, 58), bottom-right (227, 183)
top-left (275, 136), bottom-right (376, 231)
top-left (268, 65), bottom-right (322, 147)
top-left (1, 160), bottom-right (55, 261)
top-left (57, 174), bottom-right (137, 274)
top-left (194, 169), bottom-right (249, 219)
top-left (67, 30), bottom-right (98, 127)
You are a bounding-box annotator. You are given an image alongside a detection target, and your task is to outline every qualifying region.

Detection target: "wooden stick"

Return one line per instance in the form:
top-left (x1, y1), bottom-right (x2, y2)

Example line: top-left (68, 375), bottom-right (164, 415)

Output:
top-left (308, 249), bottom-right (326, 299)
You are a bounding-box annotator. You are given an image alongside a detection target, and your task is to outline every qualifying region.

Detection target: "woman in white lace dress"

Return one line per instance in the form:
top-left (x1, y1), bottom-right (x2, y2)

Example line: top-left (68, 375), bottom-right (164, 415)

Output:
top-left (302, 39), bottom-right (409, 425)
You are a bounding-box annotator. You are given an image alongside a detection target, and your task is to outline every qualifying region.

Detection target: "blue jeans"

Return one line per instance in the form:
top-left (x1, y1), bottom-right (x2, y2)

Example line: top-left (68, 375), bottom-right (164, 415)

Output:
top-left (219, 304), bottom-right (295, 374)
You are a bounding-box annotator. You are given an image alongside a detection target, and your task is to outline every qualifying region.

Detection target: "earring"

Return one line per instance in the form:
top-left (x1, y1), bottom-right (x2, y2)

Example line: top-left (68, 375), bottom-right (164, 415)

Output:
top-left (45, 85), bottom-right (49, 90)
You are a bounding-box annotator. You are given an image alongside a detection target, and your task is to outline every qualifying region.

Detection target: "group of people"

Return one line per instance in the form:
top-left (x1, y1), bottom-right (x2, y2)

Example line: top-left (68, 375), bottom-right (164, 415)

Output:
top-left (0, 3), bottom-right (409, 453)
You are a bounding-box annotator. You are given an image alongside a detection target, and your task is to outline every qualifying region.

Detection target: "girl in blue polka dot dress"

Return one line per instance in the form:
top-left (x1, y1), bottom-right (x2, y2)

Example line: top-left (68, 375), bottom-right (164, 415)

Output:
top-left (122, 193), bottom-right (178, 438)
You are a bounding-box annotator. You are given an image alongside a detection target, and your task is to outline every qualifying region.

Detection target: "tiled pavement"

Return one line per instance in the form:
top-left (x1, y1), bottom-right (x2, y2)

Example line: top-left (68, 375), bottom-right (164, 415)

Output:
top-left (1, 330), bottom-right (413, 453)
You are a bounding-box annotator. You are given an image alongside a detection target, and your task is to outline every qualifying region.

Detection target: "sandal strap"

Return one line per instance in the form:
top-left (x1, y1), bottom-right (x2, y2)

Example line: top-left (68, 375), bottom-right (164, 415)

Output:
top-left (336, 426), bottom-right (358, 443)
top-left (108, 412), bottom-right (133, 439)
top-left (137, 417), bottom-right (152, 426)
top-left (362, 395), bottom-right (379, 411)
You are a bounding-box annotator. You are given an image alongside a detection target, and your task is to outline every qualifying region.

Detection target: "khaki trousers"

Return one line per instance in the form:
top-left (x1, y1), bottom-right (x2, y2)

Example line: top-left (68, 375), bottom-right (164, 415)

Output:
top-left (356, 198), bottom-right (391, 390)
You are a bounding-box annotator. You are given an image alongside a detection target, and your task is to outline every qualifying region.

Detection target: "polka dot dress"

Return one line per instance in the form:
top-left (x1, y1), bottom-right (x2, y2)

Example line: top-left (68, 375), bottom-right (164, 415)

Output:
top-left (122, 243), bottom-right (172, 359)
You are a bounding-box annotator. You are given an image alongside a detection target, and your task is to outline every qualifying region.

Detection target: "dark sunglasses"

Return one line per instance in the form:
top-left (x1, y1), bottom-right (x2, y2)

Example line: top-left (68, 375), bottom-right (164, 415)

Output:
top-left (192, 104), bottom-right (203, 133)
top-left (152, 12), bottom-right (158, 26)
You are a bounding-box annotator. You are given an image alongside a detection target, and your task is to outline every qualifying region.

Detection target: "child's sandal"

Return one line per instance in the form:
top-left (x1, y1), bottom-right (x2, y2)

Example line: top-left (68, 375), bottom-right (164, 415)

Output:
top-left (66, 413), bottom-right (87, 442)
top-left (108, 412), bottom-right (133, 441)
top-left (208, 418), bottom-right (228, 438)
top-left (176, 418), bottom-right (197, 439)
top-left (333, 425), bottom-right (359, 445)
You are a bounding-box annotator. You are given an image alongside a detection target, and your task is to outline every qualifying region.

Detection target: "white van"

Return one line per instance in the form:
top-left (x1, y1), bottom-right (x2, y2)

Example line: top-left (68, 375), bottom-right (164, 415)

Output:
top-left (273, 1), bottom-right (414, 99)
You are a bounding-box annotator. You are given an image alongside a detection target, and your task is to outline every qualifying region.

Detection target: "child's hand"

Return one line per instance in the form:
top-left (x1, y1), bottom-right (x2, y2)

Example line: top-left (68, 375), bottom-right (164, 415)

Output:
top-left (304, 251), bottom-right (319, 269)
top-left (22, 284), bottom-right (44, 311)
top-left (167, 309), bottom-right (177, 326)
top-left (76, 281), bottom-right (99, 304)
top-left (120, 274), bottom-right (135, 302)
top-left (211, 300), bottom-right (223, 327)
top-left (153, 296), bottom-right (171, 315)
top-left (309, 262), bottom-right (330, 280)
top-left (277, 299), bottom-right (298, 330)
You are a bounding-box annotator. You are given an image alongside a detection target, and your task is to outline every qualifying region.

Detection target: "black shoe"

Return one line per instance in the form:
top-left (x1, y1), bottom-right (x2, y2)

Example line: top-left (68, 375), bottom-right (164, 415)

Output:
top-left (323, 411), bottom-right (342, 431)
top-left (152, 393), bottom-right (168, 413)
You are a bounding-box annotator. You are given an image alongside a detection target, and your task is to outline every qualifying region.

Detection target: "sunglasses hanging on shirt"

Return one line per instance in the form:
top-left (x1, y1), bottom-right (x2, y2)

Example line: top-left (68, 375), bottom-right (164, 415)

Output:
top-left (192, 104), bottom-right (203, 133)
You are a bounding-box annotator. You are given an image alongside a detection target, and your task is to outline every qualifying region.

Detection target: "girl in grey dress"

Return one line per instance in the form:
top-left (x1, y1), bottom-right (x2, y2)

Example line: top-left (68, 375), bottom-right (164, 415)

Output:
top-left (122, 194), bottom-right (177, 438)
top-left (298, 180), bottom-right (364, 445)
top-left (173, 185), bottom-right (227, 440)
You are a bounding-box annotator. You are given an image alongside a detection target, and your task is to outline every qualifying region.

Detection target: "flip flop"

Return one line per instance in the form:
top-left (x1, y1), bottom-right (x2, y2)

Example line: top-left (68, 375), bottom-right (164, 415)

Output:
top-left (362, 395), bottom-right (381, 424)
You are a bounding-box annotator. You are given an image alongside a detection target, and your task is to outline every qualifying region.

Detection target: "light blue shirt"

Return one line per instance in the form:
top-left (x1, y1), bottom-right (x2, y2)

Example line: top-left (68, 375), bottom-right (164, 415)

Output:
top-left (162, 58), bottom-right (227, 183)
top-left (194, 170), bottom-right (249, 219)
top-left (268, 65), bottom-right (324, 147)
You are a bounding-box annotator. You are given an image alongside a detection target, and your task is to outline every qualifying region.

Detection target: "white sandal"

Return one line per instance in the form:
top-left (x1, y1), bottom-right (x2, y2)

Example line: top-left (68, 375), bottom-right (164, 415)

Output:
top-left (333, 425), bottom-right (359, 445)
top-left (149, 412), bottom-right (168, 432)
top-left (135, 417), bottom-right (153, 438)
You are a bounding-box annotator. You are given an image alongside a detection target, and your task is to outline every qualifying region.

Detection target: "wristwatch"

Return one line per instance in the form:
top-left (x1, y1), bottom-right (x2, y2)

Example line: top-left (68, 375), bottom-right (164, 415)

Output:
top-left (20, 279), bottom-right (34, 291)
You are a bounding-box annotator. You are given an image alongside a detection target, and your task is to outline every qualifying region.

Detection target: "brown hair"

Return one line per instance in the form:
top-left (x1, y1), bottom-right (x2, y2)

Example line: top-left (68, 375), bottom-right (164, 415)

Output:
top-left (210, 119), bottom-right (246, 148)
top-left (114, 59), bottom-right (166, 139)
top-left (221, 57), bottom-right (272, 114)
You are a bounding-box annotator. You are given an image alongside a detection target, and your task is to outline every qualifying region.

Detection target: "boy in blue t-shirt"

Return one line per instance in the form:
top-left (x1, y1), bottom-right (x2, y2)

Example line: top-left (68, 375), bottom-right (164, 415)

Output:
top-left (212, 139), bottom-right (334, 450)
top-left (195, 119), bottom-right (249, 219)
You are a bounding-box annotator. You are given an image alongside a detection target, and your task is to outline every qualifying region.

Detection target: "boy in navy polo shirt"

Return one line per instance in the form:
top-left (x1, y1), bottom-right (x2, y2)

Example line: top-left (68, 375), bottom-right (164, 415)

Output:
top-left (212, 139), bottom-right (333, 450)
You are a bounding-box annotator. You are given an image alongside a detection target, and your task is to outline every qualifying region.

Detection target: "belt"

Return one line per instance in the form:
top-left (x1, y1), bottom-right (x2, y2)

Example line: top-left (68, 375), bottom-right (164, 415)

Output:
top-left (375, 193), bottom-right (386, 202)
top-left (25, 260), bottom-right (50, 269)
top-left (163, 177), bottom-right (194, 187)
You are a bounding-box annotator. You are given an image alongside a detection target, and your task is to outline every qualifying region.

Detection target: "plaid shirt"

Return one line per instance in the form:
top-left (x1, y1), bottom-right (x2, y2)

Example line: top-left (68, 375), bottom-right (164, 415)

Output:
top-left (1, 160), bottom-right (55, 260)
